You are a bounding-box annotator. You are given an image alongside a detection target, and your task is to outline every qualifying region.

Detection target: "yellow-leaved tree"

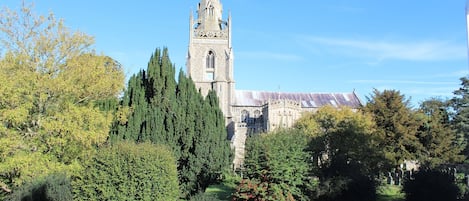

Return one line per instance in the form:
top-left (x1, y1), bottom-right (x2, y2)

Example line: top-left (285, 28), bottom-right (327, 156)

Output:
top-left (0, 2), bottom-right (124, 194)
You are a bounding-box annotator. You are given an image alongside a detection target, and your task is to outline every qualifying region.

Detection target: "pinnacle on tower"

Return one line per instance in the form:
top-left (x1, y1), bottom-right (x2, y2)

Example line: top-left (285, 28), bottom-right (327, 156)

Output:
top-left (196, 0), bottom-right (224, 31)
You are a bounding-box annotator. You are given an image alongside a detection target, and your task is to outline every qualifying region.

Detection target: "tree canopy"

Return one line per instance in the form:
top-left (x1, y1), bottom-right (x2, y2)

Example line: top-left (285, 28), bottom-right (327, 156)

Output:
top-left (111, 48), bottom-right (232, 197)
top-left (417, 98), bottom-right (465, 168)
top-left (234, 129), bottom-right (314, 201)
top-left (296, 106), bottom-right (383, 201)
top-left (0, 3), bottom-right (124, 196)
top-left (451, 76), bottom-right (469, 158)
top-left (297, 106), bottom-right (385, 176)
top-left (363, 89), bottom-right (422, 167)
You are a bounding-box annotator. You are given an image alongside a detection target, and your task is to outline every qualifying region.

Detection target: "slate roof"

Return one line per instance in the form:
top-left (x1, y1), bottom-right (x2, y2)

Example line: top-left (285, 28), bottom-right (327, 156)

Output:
top-left (234, 90), bottom-right (362, 108)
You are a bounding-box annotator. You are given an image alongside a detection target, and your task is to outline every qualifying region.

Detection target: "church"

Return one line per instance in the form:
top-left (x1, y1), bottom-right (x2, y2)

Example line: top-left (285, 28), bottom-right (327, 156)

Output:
top-left (186, 0), bottom-right (362, 168)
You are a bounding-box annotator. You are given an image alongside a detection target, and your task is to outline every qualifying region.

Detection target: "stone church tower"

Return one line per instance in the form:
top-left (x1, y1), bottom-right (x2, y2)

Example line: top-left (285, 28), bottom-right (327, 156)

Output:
top-left (187, 0), bottom-right (235, 121)
top-left (186, 0), bottom-right (363, 169)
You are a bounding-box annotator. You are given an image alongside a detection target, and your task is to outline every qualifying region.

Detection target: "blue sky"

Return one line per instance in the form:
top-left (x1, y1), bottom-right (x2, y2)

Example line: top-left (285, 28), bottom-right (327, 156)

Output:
top-left (3, 0), bottom-right (469, 107)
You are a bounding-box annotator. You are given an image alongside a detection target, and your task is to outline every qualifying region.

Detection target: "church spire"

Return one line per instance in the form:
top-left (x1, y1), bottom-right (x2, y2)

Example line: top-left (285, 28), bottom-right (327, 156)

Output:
top-left (196, 0), bottom-right (224, 31)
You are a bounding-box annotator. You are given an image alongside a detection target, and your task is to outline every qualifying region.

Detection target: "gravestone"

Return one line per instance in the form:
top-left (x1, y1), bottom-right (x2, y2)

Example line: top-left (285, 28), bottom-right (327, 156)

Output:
top-left (387, 172), bottom-right (394, 185)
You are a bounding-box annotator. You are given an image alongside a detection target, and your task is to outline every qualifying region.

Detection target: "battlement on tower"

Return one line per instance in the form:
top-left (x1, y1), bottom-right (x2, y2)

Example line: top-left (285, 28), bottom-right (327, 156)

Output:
top-left (193, 29), bottom-right (228, 39)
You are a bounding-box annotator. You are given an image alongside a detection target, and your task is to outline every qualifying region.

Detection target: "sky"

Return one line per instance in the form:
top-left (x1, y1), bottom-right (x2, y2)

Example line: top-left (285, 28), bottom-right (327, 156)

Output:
top-left (2, 0), bottom-right (469, 107)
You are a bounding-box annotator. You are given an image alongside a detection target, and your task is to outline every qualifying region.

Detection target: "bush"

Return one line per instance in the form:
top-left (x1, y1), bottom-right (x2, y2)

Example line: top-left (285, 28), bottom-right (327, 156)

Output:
top-left (73, 142), bottom-right (180, 200)
top-left (316, 174), bottom-right (377, 201)
top-left (8, 173), bottom-right (72, 201)
top-left (235, 129), bottom-right (313, 200)
top-left (403, 170), bottom-right (459, 201)
top-left (331, 174), bottom-right (376, 201)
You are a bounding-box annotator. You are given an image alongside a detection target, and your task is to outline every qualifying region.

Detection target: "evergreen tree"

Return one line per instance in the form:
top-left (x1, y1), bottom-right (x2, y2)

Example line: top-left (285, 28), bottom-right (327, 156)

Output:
top-left (111, 71), bottom-right (149, 142)
top-left (8, 173), bottom-right (72, 201)
top-left (111, 48), bottom-right (231, 197)
top-left (451, 77), bottom-right (469, 157)
top-left (235, 129), bottom-right (313, 200)
top-left (417, 98), bottom-right (465, 168)
top-left (363, 89), bottom-right (422, 168)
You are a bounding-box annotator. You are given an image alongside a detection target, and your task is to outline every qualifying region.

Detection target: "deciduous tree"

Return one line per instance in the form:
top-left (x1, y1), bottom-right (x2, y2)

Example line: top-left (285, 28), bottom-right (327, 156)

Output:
top-left (296, 106), bottom-right (384, 176)
top-left (0, 3), bottom-right (124, 197)
top-left (296, 106), bottom-right (384, 201)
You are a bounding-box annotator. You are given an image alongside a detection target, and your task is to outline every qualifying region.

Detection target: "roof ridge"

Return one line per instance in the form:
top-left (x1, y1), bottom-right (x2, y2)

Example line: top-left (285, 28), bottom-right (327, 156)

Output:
top-left (235, 89), bottom-right (355, 94)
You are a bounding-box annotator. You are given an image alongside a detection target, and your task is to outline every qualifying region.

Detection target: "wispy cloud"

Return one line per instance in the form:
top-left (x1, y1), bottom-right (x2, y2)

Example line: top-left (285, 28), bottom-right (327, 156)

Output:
top-left (301, 36), bottom-right (466, 62)
top-left (351, 79), bottom-right (457, 85)
top-left (428, 70), bottom-right (469, 78)
top-left (237, 51), bottom-right (303, 62)
top-left (405, 87), bottom-right (456, 97)
top-left (364, 85), bottom-right (456, 104)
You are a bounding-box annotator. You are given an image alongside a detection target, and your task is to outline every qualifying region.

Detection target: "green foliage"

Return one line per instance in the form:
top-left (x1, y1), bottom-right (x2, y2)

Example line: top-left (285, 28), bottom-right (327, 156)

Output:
top-left (403, 170), bottom-right (459, 201)
top-left (296, 106), bottom-right (382, 201)
top-left (316, 174), bottom-right (377, 201)
top-left (451, 76), bottom-right (469, 158)
top-left (417, 98), bottom-right (465, 168)
top-left (8, 173), bottom-right (72, 201)
top-left (455, 173), bottom-right (469, 200)
top-left (189, 191), bottom-right (224, 201)
top-left (363, 89), bottom-right (422, 167)
top-left (191, 172), bottom-right (240, 201)
top-left (73, 142), bottom-right (179, 201)
top-left (110, 48), bottom-right (231, 197)
top-left (0, 3), bottom-right (124, 195)
top-left (234, 129), bottom-right (314, 200)
top-left (376, 185), bottom-right (404, 201)
top-left (204, 184), bottom-right (235, 200)
top-left (302, 106), bottom-right (385, 176)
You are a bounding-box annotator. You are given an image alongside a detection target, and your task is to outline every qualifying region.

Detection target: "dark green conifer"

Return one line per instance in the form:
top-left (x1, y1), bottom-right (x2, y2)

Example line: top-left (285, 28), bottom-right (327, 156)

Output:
top-left (110, 48), bottom-right (231, 197)
top-left (451, 77), bottom-right (469, 157)
top-left (363, 89), bottom-right (422, 167)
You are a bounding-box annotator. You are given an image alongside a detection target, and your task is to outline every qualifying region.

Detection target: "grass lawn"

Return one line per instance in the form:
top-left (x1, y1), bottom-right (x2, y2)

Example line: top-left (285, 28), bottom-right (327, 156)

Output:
top-left (204, 181), bottom-right (406, 201)
top-left (204, 183), bottom-right (236, 200)
top-left (377, 185), bottom-right (405, 201)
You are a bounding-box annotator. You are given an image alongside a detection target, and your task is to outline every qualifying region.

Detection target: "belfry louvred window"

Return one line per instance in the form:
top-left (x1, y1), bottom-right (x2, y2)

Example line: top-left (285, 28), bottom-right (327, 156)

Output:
top-left (207, 51), bottom-right (215, 68)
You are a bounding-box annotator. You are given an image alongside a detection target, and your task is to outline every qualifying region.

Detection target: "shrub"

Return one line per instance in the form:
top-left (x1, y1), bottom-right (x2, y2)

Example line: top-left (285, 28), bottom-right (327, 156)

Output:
top-left (73, 142), bottom-right (180, 200)
top-left (403, 170), bottom-right (459, 201)
top-left (8, 173), bottom-right (72, 201)
top-left (234, 130), bottom-right (314, 200)
top-left (316, 174), bottom-right (377, 201)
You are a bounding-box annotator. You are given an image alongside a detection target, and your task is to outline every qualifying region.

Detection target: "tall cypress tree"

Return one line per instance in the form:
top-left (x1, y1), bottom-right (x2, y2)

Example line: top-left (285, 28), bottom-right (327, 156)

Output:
top-left (110, 48), bottom-right (231, 197)
top-left (111, 71), bottom-right (149, 142)
top-left (204, 90), bottom-right (231, 178)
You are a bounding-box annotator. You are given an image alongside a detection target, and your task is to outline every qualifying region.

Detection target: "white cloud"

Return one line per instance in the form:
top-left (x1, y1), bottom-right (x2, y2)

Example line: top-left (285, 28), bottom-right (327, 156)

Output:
top-left (351, 79), bottom-right (456, 85)
top-left (428, 70), bottom-right (469, 78)
top-left (301, 36), bottom-right (466, 62)
top-left (405, 87), bottom-right (456, 97)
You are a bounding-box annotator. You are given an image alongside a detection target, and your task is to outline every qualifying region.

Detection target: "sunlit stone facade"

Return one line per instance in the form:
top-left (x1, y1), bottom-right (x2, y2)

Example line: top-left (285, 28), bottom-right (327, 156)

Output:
top-left (187, 0), bottom-right (362, 169)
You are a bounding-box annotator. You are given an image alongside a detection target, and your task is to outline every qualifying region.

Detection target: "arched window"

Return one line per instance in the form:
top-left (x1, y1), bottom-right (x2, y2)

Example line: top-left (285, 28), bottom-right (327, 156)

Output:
top-left (206, 51), bottom-right (215, 69)
top-left (241, 110), bottom-right (249, 123)
top-left (253, 110), bottom-right (261, 118)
